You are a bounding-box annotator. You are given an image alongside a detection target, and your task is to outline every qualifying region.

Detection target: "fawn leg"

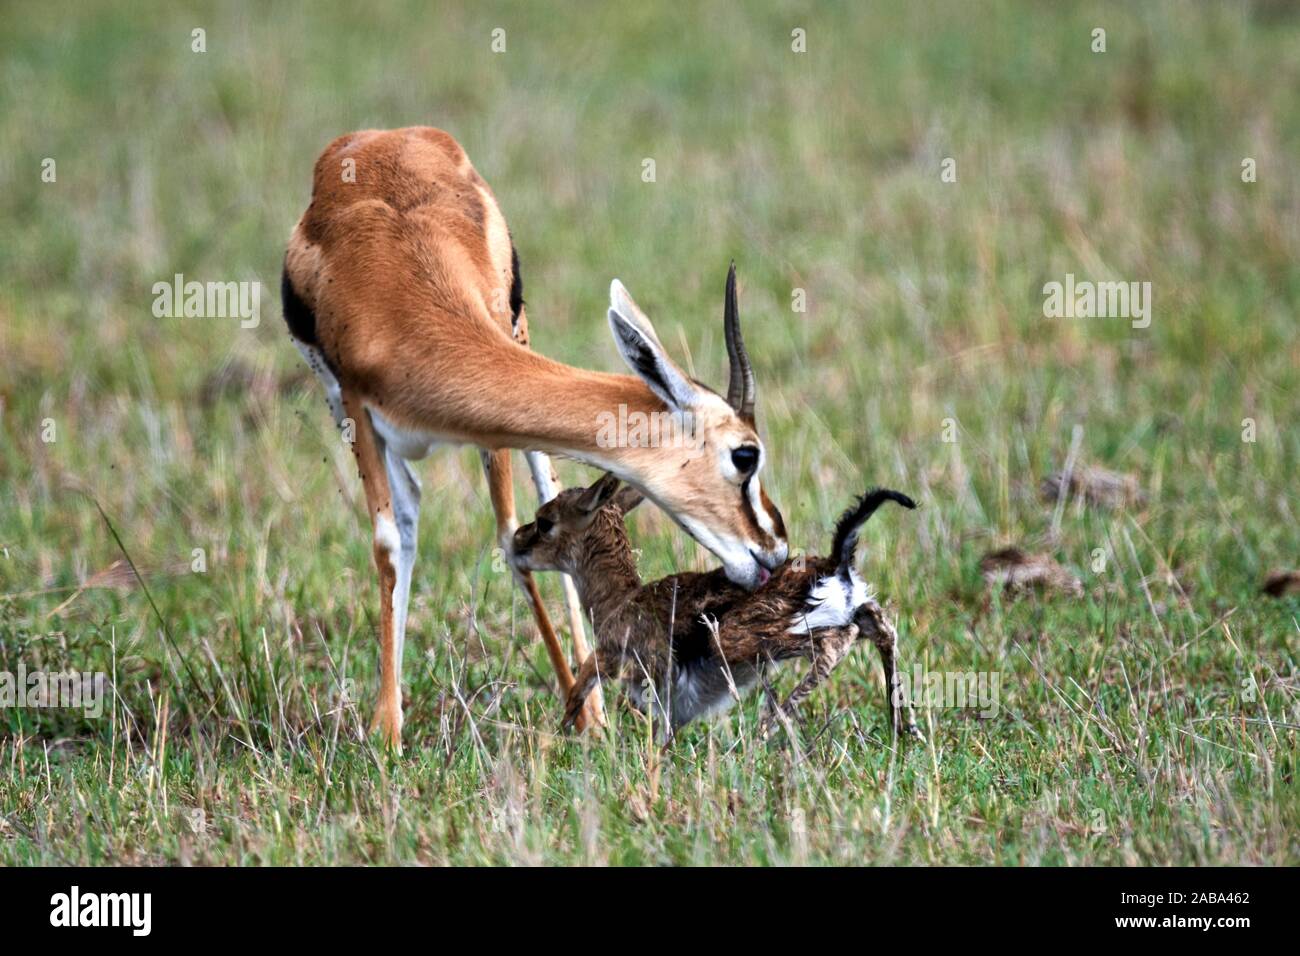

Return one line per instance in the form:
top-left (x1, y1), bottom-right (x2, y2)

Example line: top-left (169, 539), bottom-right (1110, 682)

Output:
top-left (562, 649), bottom-right (614, 731)
top-left (759, 626), bottom-right (857, 739)
top-left (856, 601), bottom-right (923, 741)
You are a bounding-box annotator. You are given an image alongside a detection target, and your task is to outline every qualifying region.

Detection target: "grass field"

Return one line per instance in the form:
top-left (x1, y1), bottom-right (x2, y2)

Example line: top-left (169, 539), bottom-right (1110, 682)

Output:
top-left (1, 0), bottom-right (1298, 865)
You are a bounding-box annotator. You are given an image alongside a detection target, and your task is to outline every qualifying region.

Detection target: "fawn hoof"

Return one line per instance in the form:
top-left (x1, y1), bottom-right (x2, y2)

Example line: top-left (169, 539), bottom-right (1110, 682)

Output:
top-left (563, 688), bottom-right (604, 735)
top-left (562, 701), bottom-right (586, 733)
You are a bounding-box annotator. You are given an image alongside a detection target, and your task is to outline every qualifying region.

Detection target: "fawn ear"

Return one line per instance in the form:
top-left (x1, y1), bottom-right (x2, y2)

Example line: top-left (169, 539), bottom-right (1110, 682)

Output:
top-left (613, 485), bottom-right (645, 514)
top-left (576, 472), bottom-right (622, 515)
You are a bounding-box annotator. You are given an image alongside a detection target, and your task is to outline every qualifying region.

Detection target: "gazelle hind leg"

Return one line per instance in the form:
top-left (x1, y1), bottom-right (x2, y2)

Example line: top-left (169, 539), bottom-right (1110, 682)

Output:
top-left (294, 341), bottom-right (344, 425)
top-left (759, 627), bottom-right (857, 740)
top-left (525, 450), bottom-right (606, 727)
top-left (856, 601), bottom-right (923, 741)
top-left (293, 345), bottom-right (415, 747)
top-left (383, 448), bottom-right (420, 693)
top-left (480, 449), bottom-right (587, 726)
top-left (340, 392), bottom-right (407, 751)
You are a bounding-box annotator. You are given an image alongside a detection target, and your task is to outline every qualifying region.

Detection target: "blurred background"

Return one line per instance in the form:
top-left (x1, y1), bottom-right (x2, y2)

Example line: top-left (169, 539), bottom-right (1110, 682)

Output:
top-left (0, 1), bottom-right (1297, 864)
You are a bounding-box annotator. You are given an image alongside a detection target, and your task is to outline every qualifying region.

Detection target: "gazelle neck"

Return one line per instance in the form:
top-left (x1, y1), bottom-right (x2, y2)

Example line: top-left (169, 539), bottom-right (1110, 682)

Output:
top-left (455, 345), bottom-right (668, 471)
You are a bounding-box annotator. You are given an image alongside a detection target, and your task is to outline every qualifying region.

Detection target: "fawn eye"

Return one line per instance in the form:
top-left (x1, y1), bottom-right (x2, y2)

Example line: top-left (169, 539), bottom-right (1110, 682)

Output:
top-left (731, 445), bottom-right (759, 476)
top-left (535, 516), bottom-right (554, 535)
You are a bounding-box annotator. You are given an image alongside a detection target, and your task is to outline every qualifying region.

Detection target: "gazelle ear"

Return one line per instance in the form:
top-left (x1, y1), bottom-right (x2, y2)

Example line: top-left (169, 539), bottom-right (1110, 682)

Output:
top-left (612, 485), bottom-right (645, 515)
top-left (575, 472), bottom-right (622, 515)
top-left (608, 280), bottom-right (701, 410)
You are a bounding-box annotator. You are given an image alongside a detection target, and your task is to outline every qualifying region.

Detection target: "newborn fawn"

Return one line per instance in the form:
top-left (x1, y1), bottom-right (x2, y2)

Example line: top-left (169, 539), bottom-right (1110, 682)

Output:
top-left (512, 473), bottom-right (920, 739)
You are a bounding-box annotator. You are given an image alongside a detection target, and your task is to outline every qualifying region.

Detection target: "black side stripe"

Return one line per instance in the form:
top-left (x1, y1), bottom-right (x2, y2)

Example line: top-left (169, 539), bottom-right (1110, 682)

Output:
top-left (509, 239), bottom-right (524, 327)
top-left (281, 262), bottom-right (317, 347)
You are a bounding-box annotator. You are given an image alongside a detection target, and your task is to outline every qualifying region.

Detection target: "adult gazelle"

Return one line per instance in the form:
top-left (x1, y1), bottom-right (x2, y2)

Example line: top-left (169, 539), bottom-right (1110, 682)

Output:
top-left (282, 127), bottom-right (787, 750)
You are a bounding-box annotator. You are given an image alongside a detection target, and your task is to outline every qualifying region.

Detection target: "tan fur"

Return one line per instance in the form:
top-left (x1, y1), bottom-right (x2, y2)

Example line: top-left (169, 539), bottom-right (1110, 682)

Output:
top-left (290, 130), bottom-right (663, 452)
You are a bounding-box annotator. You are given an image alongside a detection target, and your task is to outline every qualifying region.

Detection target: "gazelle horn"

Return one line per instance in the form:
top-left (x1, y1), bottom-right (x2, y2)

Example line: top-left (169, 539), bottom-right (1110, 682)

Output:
top-left (723, 261), bottom-right (755, 423)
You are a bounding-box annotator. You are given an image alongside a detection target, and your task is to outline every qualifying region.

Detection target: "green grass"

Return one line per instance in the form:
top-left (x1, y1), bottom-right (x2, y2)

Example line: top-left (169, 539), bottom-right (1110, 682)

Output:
top-left (1, 0), bottom-right (1298, 865)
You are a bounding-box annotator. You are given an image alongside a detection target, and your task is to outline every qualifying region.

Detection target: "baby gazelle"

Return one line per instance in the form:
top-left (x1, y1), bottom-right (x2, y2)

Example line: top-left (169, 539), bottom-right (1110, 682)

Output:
top-left (512, 473), bottom-right (920, 740)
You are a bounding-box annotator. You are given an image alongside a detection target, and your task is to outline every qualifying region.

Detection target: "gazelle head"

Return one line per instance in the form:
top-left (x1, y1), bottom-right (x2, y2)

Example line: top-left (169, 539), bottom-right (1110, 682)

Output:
top-left (511, 472), bottom-right (642, 576)
top-left (600, 264), bottom-right (787, 589)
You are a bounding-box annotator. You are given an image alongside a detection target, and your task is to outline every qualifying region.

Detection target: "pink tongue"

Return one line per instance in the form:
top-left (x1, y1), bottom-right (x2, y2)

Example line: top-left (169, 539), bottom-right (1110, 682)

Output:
top-left (757, 566), bottom-right (771, 586)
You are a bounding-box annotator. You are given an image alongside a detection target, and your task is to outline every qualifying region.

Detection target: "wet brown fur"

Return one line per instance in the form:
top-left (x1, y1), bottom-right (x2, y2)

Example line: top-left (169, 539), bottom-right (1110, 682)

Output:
top-left (513, 476), bottom-right (921, 739)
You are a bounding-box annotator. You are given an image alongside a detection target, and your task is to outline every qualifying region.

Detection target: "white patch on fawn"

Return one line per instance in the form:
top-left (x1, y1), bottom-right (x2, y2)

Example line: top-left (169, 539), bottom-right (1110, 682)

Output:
top-left (787, 569), bottom-right (872, 634)
top-left (645, 658), bottom-right (764, 731)
top-left (672, 663), bottom-right (739, 724)
top-left (620, 651), bottom-right (761, 732)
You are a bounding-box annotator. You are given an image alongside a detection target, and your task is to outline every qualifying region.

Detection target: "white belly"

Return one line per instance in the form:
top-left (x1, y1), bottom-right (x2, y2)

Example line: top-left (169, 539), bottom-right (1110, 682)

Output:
top-left (294, 340), bottom-right (448, 461)
top-left (370, 409), bottom-right (444, 460)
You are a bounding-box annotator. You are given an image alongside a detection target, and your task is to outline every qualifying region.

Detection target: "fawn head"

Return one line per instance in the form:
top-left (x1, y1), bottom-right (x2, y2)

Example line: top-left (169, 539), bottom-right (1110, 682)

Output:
top-left (512, 473), bottom-right (644, 575)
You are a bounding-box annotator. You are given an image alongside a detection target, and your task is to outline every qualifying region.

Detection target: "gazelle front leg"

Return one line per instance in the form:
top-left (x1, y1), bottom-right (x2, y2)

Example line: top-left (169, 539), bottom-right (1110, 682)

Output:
top-left (341, 392), bottom-right (418, 752)
top-left (481, 449), bottom-right (595, 729)
top-left (511, 305), bottom-right (603, 727)
top-left (525, 450), bottom-right (606, 728)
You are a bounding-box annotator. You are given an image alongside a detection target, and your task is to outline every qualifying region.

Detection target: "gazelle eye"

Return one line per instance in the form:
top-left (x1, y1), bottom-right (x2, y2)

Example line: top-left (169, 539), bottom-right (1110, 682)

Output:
top-left (535, 516), bottom-right (554, 535)
top-left (731, 445), bottom-right (759, 476)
